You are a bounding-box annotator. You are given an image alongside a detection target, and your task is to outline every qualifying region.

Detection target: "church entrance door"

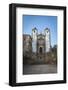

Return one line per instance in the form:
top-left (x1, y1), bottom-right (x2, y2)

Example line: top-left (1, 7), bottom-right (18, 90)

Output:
top-left (39, 47), bottom-right (43, 54)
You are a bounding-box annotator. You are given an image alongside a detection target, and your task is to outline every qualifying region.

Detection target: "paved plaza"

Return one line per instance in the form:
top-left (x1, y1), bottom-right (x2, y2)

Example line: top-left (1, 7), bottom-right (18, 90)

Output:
top-left (23, 64), bottom-right (57, 75)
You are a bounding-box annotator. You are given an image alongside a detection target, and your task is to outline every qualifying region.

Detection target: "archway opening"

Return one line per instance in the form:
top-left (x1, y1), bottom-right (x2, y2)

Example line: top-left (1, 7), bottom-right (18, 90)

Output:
top-left (39, 47), bottom-right (43, 53)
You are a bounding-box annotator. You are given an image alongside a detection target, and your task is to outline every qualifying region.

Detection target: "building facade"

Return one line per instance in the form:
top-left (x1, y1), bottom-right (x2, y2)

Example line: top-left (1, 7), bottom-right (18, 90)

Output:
top-left (23, 27), bottom-right (51, 64)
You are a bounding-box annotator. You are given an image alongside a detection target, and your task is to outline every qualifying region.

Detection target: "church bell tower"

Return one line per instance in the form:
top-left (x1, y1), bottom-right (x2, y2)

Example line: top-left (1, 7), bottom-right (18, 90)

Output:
top-left (32, 27), bottom-right (38, 53)
top-left (44, 28), bottom-right (51, 52)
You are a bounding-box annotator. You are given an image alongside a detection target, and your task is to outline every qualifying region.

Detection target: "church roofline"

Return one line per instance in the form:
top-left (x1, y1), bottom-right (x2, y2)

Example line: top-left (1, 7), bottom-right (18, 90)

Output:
top-left (37, 33), bottom-right (45, 36)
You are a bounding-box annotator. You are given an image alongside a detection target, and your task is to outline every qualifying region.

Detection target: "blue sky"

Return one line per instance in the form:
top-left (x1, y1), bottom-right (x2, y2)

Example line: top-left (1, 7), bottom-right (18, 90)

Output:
top-left (22, 15), bottom-right (57, 47)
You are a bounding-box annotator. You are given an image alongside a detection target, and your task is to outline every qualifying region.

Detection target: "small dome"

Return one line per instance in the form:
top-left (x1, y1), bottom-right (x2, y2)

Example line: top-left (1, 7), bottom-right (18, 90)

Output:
top-left (45, 27), bottom-right (49, 30)
top-left (32, 27), bottom-right (37, 31)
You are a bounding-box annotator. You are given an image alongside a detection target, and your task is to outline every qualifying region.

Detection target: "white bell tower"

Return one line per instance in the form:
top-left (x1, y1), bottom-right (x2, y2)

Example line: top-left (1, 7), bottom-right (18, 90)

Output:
top-left (44, 28), bottom-right (51, 52)
top-left (32, 27), bottom-right (38, 53)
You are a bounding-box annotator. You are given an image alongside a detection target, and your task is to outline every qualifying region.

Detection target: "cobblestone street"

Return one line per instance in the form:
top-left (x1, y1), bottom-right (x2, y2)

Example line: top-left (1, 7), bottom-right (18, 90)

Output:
top-left (23, 64), bottom-right (57, 75)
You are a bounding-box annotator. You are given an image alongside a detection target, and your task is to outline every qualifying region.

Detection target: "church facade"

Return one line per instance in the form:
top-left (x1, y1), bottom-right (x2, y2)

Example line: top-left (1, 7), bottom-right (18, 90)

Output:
top-left (23, 27), bottom-right (51, 64)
